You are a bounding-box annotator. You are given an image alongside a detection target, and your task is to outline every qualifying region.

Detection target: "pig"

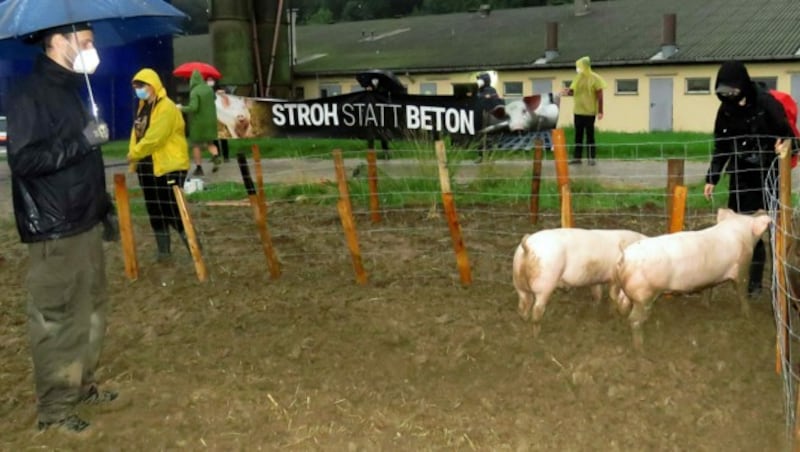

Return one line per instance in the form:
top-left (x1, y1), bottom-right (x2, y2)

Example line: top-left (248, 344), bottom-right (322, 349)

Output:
top-left (614, 208), bottom-right (772, 352)
top-left (512, 228), bottom-right (648, 338)
top-left (215, 92), bottom-right (254, 138)
top-left (479, 93), bottom-right (560, 134)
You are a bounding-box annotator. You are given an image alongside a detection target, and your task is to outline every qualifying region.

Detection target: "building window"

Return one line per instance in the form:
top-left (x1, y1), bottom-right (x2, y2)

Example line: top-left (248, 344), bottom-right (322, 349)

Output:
top-left (420, 82), bottom-right (437, 95)
top-left (504, 81), bottom-right (523, 98)
top-left (685, 77), bottom-right (711, 94)
top-left (615, 79), bottom-right (638, 95)
top-left (319, 84), bottom-right (341, 97)
top-left (752, 76), bottom-right (778, 90)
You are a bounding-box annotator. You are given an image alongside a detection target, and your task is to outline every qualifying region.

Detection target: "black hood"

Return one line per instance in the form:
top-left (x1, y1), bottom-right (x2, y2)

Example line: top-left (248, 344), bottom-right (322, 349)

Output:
top-left (715, 60), bottom-right (755, 104)
top-left (477, 72), bottom-right (492, 88)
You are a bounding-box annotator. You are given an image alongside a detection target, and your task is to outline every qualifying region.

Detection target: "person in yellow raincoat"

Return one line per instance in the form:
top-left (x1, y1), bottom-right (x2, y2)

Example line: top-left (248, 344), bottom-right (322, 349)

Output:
top-left (127, 68), bottom-right (191, 261)
top-left (561, 56), bottom-right (606, 166)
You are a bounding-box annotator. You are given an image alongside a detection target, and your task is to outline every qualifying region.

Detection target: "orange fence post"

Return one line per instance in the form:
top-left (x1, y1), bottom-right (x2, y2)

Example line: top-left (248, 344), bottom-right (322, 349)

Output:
top-left (530, 139), bottom-right (543, 224)
top-left (113, 173), bottom-right (138, 281)
top-left (435, 140), bottom-right (472, 285)
top-left (332, 149), bottom-right (368, 285)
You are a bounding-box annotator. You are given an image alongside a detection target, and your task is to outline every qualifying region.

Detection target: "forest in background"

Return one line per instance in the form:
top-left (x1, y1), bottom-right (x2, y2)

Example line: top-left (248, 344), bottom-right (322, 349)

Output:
top-left (171, 0), bottom-right (609, 33)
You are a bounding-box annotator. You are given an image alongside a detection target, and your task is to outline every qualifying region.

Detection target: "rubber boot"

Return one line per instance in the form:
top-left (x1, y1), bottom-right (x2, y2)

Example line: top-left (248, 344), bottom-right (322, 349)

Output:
top-left (155, 230), bottom-right (171, 262)
top-left (748, 240), bottom-right (766, 297)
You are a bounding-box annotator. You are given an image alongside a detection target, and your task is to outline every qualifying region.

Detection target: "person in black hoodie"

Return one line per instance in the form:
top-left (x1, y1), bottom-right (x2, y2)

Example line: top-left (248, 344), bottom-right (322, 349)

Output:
top-left (474, 72), bottom-right (503, 163)
top-left (7, 23), bottom-right (118, 433)
top-left (703, 60), bottom-right (795, 297)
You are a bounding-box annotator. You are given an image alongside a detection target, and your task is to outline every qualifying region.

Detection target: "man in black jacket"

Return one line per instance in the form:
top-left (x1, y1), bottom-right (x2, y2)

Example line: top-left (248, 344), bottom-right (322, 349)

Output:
top-left (7, 23), bottom-right (117, 433)
top-left (703, 60), bottom-right (794, 297)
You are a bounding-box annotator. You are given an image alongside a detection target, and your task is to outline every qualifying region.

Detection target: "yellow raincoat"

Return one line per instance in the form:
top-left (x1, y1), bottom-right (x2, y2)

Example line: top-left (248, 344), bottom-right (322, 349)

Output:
top-left (127, 68), bottom-right (190, 176)
top-left (569, 56), bottom-right (607, 116)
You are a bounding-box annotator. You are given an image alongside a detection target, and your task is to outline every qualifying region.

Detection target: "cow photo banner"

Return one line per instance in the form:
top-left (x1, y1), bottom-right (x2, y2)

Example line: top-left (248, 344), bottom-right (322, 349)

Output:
top-left (214, 90), bottom-right (561, 148)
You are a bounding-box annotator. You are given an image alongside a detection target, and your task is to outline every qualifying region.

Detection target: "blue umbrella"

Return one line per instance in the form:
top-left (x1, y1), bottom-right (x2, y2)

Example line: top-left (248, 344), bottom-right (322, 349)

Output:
top-left (0, 0), bottom-right (189, 119)
top-left (0, 0), bottom-right (188, 46)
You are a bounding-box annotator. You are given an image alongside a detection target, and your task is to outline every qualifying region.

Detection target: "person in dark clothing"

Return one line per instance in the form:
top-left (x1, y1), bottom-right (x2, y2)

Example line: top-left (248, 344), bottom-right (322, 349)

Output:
top-left (474, 72), bottom-right (503, 163)
top-left (7, 22), bottom-right (118, 434)
top-left (703, 60), bottom-right (795, 297)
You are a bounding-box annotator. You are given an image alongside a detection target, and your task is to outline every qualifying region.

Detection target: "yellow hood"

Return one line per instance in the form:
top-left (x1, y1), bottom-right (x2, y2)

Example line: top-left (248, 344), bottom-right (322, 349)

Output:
top-left (132, 68), bottom-right (167, 100)
top-left (576, 56), bottom-right (592, 74)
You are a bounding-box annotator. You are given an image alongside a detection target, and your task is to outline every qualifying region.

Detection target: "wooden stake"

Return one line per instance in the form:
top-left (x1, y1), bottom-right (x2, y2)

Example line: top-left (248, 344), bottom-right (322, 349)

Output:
top-left (551, 128), bottom-right (569, 193)
top-left (530, 139), bottom-right (543, 224)
top-left (113, 173), bottom-right (138, 281)
top-left (172, 185), bottom-right (208, 282)
top-left (332, 149), bottom-right (368, 285)
top-left (436, 140), bottom-right (472, 285)
top-left (668, 185), bottom-right (687, 233)
top-left (666, 159), bottom-right (685, 233)
top-left (560, 183), bottom-right (574, 228)
top-left (366, 149), bottom-right (381, 223)
top-left (251, 144), bottom-right (267, 214)
top-left (777, 153), bottom-right (792, 376)
top-left (237, 153), bottom-right (281, 279)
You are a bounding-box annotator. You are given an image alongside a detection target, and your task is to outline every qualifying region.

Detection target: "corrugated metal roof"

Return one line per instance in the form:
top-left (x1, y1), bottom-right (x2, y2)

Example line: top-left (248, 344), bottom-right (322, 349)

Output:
top-left (293, 0), bottom-right (800, 75)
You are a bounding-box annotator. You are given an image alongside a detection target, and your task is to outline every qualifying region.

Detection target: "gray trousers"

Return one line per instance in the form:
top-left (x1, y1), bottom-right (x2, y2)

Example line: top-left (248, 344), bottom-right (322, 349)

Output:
top-left (26, 225), bottom-right (108, 423)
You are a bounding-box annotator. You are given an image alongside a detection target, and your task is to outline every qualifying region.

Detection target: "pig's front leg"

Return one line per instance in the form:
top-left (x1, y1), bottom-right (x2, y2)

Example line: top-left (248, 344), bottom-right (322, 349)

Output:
top-left (735, 269), bottom-right (751, 317)
top-left (590, 284), bottom-right (603, 303)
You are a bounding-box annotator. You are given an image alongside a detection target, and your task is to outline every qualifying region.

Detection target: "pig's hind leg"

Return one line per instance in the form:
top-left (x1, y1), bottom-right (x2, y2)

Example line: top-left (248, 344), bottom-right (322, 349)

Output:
top-left (627, 295), bottom-right (656, 353)
top-left (517, 289), bottom-right (534, 321)
top-left (530, 289), bottom-right (556, 338)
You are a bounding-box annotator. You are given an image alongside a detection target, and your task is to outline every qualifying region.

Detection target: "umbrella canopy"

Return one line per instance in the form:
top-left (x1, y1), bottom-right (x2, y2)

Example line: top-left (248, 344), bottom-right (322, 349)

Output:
top-left (355, 69), bottom-right (407, 96)
top-left (173, 62), bottom-right (222, 81)
top-left (0, 0), bottom-right (187, 49)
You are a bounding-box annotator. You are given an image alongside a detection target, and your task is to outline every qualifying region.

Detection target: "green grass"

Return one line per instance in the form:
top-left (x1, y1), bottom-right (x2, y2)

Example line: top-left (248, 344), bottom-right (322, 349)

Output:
top-left (99, 129), bottom-right (716, 161)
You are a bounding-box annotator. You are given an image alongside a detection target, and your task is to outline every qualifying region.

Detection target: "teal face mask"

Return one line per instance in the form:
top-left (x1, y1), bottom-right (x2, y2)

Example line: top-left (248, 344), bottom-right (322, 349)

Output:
top-left (135, 88), bottom-right (149, 100)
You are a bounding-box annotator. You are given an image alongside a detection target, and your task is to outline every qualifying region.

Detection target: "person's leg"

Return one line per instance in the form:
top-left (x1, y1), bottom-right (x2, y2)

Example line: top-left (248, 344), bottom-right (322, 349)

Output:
top-left (749, 239), bottom-right (766, 296)
top-left (586, 115), bottom-right (597, 165)
top-left (572, 114), bottom-right (587, 163)
top-left (27, 232), bottom-right (96, 431)
top-left (139, 162), bottom-right (172, 260)
top-left (192, 144), bottom-right (204, 176)
top-left (208, 142), bottom-right (221, 172)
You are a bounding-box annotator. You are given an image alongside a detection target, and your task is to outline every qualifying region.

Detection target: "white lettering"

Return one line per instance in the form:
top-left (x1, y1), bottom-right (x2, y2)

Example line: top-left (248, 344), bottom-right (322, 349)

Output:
top-left (272, 104), bottom-right (286, 126)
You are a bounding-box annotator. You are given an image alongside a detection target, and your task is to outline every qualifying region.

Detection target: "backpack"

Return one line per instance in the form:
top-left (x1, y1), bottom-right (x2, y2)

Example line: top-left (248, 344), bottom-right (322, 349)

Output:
top-left (768, 89), bottom-right (800, 167)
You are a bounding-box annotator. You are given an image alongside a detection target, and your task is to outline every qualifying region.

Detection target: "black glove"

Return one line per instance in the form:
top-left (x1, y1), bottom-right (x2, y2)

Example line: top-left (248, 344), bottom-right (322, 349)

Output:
top-left (101, 195), bottom-right (120, 242)
top-left (83, 120), bottom-right (110, 147)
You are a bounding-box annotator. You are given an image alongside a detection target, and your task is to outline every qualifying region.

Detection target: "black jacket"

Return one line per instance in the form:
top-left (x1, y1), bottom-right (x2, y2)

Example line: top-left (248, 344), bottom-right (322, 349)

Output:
top-left (7, 55), bottom-right (109, 243)
top-left (706, 61), bottom-right (794, 212)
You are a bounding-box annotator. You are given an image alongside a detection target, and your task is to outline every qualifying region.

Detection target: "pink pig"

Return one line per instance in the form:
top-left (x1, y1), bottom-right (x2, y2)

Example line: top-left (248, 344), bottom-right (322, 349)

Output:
top-left (215, 92), bottom-right (254, 138)
top-left (512, 228), bottom-right (648, 338)
top-left (614, 208), bottom-right (771, 351)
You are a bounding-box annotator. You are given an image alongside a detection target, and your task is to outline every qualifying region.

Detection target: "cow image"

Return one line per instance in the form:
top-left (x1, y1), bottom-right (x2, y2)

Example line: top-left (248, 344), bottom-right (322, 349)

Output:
top-left (480, 93), bottom-right (561, 134)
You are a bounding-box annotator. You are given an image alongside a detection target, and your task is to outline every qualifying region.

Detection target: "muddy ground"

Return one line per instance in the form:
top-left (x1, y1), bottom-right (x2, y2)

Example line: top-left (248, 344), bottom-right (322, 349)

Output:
top-left (0, 200), bottom-right (790, 451)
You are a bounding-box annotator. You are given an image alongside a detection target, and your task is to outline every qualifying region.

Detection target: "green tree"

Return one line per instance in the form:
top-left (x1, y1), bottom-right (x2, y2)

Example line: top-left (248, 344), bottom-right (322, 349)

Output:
top-left (306, 6), bottom-right (334, 24)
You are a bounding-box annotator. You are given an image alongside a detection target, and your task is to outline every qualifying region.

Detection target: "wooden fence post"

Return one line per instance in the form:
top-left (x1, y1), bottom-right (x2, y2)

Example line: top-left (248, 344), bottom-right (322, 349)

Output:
top-left (551, 128), bottom-right (569, 195)
top-left (560, 184), bottom-right (574, 228)
top-left (668, 185), bottom-right (687, 233)
top-left (435, 140), bottom-right (472, 285)
top-left (113, 173), bottom-right (138, 281)
top-left (237, 153), bottom-right (281, 279)
top-left (530, 139), bottom-right (543, 224)
top-left (366, 149), bottom-right (381, 223)
top-left (172, 185), bottom-right (208, 282)
top-left (666, 159), bottom-right (685, 233)
top-left (332, 149), bottom-right (368, 285)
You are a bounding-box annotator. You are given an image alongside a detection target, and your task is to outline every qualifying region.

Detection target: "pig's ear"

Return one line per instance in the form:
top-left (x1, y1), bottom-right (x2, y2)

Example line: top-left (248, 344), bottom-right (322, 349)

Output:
top-left (716, 208), bottom-right (734, 223)
top-left (218, 93), bottom-right (230, 108)
top-left (490, 105), bottom-right (507, 118)
top-left (522, 95), bottom-right (542, 112)
top-left (752, 214), bottom-right (772, 236)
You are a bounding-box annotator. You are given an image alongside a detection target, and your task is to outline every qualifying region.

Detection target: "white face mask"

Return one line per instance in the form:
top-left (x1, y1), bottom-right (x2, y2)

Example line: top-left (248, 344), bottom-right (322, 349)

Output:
top-left (72, 47), bottom-right (100, 74)
top-left (206, 79), bottom-right (215, 87)
top-left (476, 78), bottom-right (484, 88)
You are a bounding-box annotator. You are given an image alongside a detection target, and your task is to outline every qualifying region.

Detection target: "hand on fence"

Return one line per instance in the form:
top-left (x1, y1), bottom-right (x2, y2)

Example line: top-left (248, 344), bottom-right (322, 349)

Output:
top-left (703, 183), bottom-right (715, 201)
top-left (775, 138), bottom-right (792, 159)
